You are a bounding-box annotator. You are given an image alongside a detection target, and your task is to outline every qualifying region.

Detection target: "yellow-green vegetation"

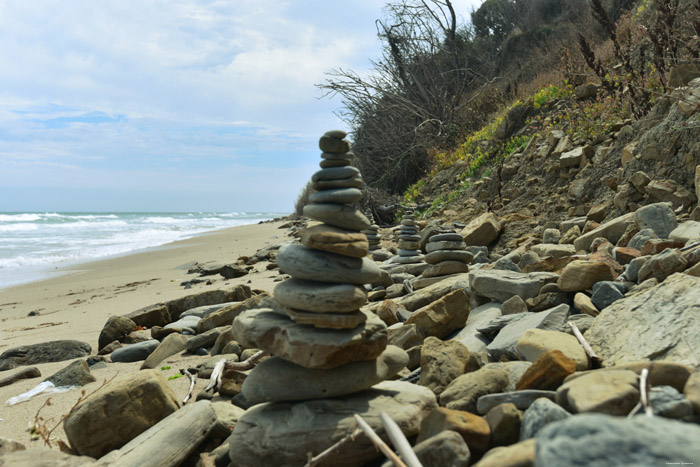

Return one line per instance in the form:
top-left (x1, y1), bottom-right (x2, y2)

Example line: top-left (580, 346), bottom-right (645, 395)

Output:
top-left (403, 83), bottom-right (568, 210)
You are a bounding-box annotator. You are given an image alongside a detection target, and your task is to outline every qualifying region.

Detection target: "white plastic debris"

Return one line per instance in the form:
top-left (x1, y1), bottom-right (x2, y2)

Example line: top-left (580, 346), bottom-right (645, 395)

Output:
top-left (5, 381), bottom-right (75, 406)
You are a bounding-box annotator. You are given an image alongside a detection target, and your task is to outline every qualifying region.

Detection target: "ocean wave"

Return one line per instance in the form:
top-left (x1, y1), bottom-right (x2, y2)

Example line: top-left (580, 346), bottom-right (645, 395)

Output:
top-left (0, 223), bottom-right (39, 232)
top-left (0, 213), bottom-right (43, 222)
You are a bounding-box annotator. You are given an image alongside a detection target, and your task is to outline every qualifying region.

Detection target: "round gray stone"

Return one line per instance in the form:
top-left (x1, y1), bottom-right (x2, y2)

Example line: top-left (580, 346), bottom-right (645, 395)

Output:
top-left (303, 204), bottom-right (370, 231)
top-left (425, 250), bottom-right (473, 265)
top-left (276, 243), bottom-right (382, 284)
top-left (311, 166), bottom-right (359, 182)
top-left (110, 340), bottom-right (159, 363)
top-left (309, 188), bottom-right (362, 205)
top-left (241, 345), bottom-right (407, 403)
top-left (313, 176), bottom-right (363, 190)
top-left (320, 158), bottom-right (351, 168)
top-left (430, 233), bottom-right (463, 242)
top-left (398, 234), bottom-right (421, 241)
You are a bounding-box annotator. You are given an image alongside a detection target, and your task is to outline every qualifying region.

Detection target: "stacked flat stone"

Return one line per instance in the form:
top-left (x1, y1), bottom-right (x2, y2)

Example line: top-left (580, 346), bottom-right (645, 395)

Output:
top-left (415, 231), bottom-right (472, 289)
top-left (231, 130), bottom-right (408, 404)
top-left (396, 209), bottom-right (424, 264)
top-left (362, 212), bottom-right (381, 251)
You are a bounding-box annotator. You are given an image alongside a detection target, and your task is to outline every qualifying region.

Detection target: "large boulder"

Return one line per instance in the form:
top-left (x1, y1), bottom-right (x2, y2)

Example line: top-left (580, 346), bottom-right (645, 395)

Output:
top-left (405, 289), bottom-right (470, 339)
top-left (64, 370), bottom-right (179, 458)
top-left (460, 212), bottom-right (502, 246)
top-left (573, 213), bottom-right (634, 252)
top-left (536, 414), bottom-right (700, 465)
top-left (227, 381), bottom-right (437, 467)
top-left (585, 273), bottom-right (700, 370)
top-left (418, 337), bottom-right (470, 396)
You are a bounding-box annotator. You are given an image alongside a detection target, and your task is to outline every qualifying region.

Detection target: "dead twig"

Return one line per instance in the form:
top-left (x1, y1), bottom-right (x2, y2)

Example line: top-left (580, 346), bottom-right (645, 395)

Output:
top-left (568, 321), bottom-right (601, 368)
top-left (628, 368), bottom-right (654, 418)
top-left (181, 369), bottom-right (196, 404)
top-left (223, 350), bottom-right (267, 372)
top-left (380, 412), bottom-right (423, 467)
top-left (305, 428), bottom-right (363, 467)
top-left (205, 358), bottom-right (226, 393)
top-left (354, 414), bottom-right (407, 467)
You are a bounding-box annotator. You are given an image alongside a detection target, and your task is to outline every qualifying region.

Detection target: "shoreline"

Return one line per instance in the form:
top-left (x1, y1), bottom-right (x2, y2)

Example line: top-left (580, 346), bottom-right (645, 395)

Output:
top-left (0, 219), bottom-right (291, 445)
top-left (0, 213), bottom-right (289, 291)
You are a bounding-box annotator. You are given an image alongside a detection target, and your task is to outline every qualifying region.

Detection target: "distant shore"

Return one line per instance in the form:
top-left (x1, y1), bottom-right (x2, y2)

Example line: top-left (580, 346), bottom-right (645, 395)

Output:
top-left (0, 220), bottom-right (289, 445)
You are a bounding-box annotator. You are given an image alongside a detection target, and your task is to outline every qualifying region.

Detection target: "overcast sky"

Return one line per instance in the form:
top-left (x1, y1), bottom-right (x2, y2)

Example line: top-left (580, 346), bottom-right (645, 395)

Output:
top-left (0, 0), bottom-right (483, 213)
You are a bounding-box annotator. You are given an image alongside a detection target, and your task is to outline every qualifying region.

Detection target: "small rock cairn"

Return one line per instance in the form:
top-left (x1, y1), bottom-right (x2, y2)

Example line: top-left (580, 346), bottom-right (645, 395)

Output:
top-left (395, 208), bottom-right (424, 264)
top-left (415, 231), bottom-right (471, 289)
top-left (362, 211), bottom-right (381, 252)
top-left (231, 130), bottom-right (408, 404)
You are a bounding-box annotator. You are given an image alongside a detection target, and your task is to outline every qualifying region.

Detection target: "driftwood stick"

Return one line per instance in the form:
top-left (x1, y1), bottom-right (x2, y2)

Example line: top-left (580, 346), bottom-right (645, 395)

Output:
top-left (181, 369), bottom-right (196, 405)
top-left (639, 368), bottom-right (653, 417)
top-left (205, 358), bottom-right (226, 393)
top-left (304, 428), bottom-right (363, 467)
top-left (354, 414), bottom-right (407, 467)
top-left (223, 350), bottom-right (267, 371)
top-left (380, 412), bottom-right (423, 467)
top-left (568, 321), bottom-right (601, 366)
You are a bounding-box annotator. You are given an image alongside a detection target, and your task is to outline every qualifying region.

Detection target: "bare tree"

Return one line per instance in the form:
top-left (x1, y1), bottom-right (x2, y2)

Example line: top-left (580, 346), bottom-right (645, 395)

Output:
top-left (319, 0), bottom-right (491, 194)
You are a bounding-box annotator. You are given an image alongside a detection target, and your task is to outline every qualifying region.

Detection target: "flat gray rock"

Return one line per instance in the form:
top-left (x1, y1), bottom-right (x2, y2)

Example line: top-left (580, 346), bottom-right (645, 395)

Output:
top-left (274, 278), bottom-right (367, 313)
top-left (277, 243), bottom-right (381, 284)
top-left (449, 302), bottom-right (501, 354)
top-left (311, 166), bottom-right (359, 182)
top-left (486, 304), bottom-right (570, 360)
top-left (425, 250), bottom-right (473, 264)
top-left (477, 390), bottom-right (556, 415)
top-left (232, 308), bottom-right (387, 369)
top-left (241, 345), bottom-right (408, 403)
top-left (228, 381), bottom-right (437, 467)
top-left (0, 340), bottom-right (92, 371)
top-left (536, 414), bottom-right (700, 465)
top-left (469, 269), bottom-right (559, 303)
top-left (586, 273), bottom-right (700, 370)
top-left (309, 187), bottom-right (362, 205)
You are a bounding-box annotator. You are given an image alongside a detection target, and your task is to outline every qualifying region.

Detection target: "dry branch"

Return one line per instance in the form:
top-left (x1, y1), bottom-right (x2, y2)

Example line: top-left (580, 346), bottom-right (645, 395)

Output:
top-left (354, 414), bottom-right (407, 467)
top-left (568, 321), bottom-right (601, 367)
top-left (380, 412), bottom-right (423, 467)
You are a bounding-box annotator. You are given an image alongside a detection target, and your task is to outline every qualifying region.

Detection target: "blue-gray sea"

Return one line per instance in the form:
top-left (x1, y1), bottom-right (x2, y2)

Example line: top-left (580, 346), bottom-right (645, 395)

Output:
top-left (0, 212), bottom-right (284, 289)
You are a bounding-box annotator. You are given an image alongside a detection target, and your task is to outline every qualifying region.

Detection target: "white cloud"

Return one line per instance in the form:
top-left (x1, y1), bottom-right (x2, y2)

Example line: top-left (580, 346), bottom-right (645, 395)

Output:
top-left (0, 0), bottom-right (483, 211)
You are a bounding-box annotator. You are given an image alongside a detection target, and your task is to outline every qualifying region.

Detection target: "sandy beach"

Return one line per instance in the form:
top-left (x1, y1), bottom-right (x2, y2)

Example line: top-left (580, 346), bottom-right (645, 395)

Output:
top-left (0, 219), bottom-right (290, 447)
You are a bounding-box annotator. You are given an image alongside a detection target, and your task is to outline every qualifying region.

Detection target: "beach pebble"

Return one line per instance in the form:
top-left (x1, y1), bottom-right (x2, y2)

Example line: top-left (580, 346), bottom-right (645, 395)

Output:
top-left (110, 339), bottom-right (160, 363)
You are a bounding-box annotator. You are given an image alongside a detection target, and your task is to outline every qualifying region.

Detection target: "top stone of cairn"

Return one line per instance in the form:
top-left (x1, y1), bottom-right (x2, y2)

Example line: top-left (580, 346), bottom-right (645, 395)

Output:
top-left (319, 130), bottom-right (351, 153)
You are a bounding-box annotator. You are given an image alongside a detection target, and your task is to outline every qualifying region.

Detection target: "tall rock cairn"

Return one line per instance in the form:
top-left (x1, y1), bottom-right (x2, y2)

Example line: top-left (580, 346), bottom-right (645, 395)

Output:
top-left (415, 231), bottom-right (471, 289)
top-left (395, 208), bottom-right (424, 264)
top-left (231, 130), bottom-right (408, 404)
